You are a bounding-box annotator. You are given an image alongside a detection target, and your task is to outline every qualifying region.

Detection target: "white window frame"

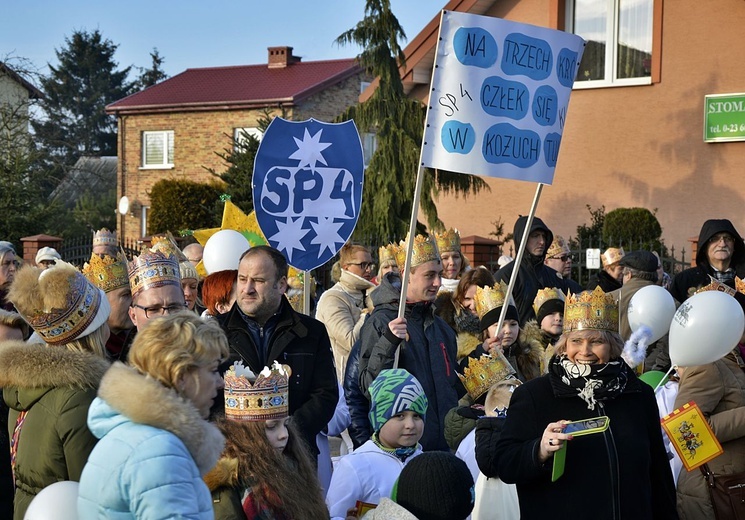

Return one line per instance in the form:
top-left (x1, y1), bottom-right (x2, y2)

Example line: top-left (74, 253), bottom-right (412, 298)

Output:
top-left (141, 130), bottom-right (174, 169)
top-left (141, 206), bottom-right (150, 237)
top-left (566, 0), bottom-right (653, 89)
top-left (360, 81), bottom-right (371, 94)
top-left (362, 132), bottom-right (377, 168)
top-left (233, 127), bottom-right (263, 151)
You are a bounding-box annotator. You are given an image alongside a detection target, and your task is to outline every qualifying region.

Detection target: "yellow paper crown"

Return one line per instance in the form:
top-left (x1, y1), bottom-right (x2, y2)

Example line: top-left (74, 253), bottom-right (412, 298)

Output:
top-left (128, 250), bottom-right (181, 299)
top-left (474, 281), bottom-right (514, 320)
top-left (434, 228), bottom-right (461, 253)
top-left (82, 251), bottom-right (129, 293)
top-left (533, 287), bottom-right (566, 315)
top-left (223, 361), bottom-right (291, 421)
top-left (150, 233), bottom-right (188, 262)
top-left (564, 287), bottom-right (619, 332)
top-left (546, 235), bottom-right (570, 259)
top-left (378, 244), bottom-right (397, 266)
top-left (92, 228), bottom-right (117, 247)
top-left (601, 247), bottom-right (625, 267)
top-left (457, 352), bottom-right (516, 401)
top-left (392, 234), bottom-right (440, 270)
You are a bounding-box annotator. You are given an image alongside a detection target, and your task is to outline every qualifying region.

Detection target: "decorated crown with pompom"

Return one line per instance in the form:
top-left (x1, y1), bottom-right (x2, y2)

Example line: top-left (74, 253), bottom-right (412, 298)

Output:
top-left (223, 361), bottom-right (291, 421)
top-left (457, 352), bottom-right (516, 401)
top-left (391, 234), bottom-right (440, 270)
top-left (564, 287), bottom-right (619, 332)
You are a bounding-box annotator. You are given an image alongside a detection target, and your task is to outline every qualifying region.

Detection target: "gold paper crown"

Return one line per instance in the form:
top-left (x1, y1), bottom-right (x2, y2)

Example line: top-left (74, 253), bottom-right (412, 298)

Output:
top-left (546, 235), bottom-right (570, 259)
top-left (92, 228), bottom-right (117, 247)
top-left (392, 234), bottom-right (440, 270)
top-left (736, 277), bottom-right (745, 295)
top-left (696, 276), bottom-right (736, 296)
top-left (128, 250), bottom-right (181, 299)
top-left (378, 245), bottom-right (396, 266)
top-left (564, 287), bottom-right (619, 332)
top-left (19, 268), bottom-right (104, 345)
top-left (601, 247), bottom-right (625, 267)
top-left (457, 352), bottom-right (516, 401)
top-left (434, 228), bottom-right (461, 253)
top-left (82, 251), bottom-right (129, 293)
top-left (150, 233), bottom-right (188, 262)
top-left (474, 281), bottom-right (515, 320)
top-left (533, 287), bottom-right (566, 315)
top-left (223, 361), bottom-right (291, 421)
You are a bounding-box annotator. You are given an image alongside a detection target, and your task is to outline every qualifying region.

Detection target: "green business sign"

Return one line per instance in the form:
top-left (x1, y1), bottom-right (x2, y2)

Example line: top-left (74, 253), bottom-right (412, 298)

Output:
top-left (704, 93), bottom-right (745, 142)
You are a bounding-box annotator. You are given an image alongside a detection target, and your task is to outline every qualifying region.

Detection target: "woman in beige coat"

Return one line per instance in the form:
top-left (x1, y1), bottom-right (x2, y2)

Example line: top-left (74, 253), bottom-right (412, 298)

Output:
top-left (674, 349), bottom-right (745, 519)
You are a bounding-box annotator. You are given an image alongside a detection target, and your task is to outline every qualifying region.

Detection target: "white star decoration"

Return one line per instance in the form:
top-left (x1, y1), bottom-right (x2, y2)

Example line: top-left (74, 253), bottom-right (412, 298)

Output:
top-left (288, 129), bottom-right (332, 170)
top-left (310, 217), bottom-right (346, 258)
top-left (268, 217), bottom-right (309, 262)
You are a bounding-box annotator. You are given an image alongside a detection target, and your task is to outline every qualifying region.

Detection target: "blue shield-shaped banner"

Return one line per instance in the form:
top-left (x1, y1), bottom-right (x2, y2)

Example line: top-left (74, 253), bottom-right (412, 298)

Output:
top-left (253, 118), bottom-right (364, 271)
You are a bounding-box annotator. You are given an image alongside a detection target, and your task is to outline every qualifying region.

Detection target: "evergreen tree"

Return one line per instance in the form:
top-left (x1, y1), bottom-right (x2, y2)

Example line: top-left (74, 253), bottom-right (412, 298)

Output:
top-left (337, 0), bottom-right (487, 241)
top-left (32, 29), bottom-right (134, 165)
top-left (135, 48), bottom-right (169, 90)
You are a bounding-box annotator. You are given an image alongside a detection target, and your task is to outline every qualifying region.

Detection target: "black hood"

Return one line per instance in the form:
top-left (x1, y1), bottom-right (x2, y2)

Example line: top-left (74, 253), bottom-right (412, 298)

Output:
top-left (513, 215), bottom-right (553, 261)
top-left (696, 219), bottom-right (745, 267)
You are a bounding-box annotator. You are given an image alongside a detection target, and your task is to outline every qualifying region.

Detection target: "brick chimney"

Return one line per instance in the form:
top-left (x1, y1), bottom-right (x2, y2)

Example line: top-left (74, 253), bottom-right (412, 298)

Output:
top-left (268, 46), bottom-right (301, 68)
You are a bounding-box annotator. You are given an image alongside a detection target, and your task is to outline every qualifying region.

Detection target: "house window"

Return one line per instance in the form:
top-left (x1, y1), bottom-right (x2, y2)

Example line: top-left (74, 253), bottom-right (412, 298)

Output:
top-left (141, 206), bottom-right (149, 237)
top-left (142, 131), bottom-right (174, 168)
top-left (566, 0), bottom-right (653, 87)
top-left (233, 127), bottom-right (263, 151)
top-left (362, 132), bottom-right (377, 168)
top-left (360, 81), bottom-right (371, 94)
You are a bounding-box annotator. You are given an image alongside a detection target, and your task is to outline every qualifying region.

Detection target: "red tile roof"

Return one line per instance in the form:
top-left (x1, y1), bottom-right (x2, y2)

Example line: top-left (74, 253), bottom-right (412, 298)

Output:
top-left (107, 58), bottom-right (361, 114)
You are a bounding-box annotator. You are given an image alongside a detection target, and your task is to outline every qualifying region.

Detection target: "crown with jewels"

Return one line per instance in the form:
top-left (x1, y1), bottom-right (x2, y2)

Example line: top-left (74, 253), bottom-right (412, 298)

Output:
top-left (457, 352), bottom-right (516, 401)
top-left (532, 287), bottom-right (566, 315)
top-left (378, 244), bottom-right (397, 267)
top-left (546, 235), bottom-right (570, 259)
top-left (601, 247), bottom-right (625, 267)
top-left (696, 276), bottom-right (736, 296)
top-left (223, 361), bottom-right (291, 421)
top-left (92, 228), bottom-right (117, 247)
top-left (82, 251), bottom-right (129, 293)
top-left (434, 228), bottom-right (461, 253)
top-left (474, 281), bottom-right (515, 321)
top-left (128, 249), bottom-right (181, 299)
top-left (564, 287), bottom-right (619, 332)
top-left (392, 234), bottom-right (440, 270)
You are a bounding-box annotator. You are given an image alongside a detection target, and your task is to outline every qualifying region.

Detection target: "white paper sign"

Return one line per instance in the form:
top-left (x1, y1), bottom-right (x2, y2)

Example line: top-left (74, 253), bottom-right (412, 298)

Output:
top-left (421, 11), bottom-right (585, 185)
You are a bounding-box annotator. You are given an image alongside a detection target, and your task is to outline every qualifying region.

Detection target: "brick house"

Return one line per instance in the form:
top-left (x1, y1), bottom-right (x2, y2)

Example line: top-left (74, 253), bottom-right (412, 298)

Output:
top-left (385, 0), bottom-right (745, 256)
top-left (106, 46), bottom-right (366, 242)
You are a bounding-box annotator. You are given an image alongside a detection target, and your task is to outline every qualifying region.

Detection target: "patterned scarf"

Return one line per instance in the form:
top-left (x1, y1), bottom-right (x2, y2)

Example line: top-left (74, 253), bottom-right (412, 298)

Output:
top-left (372, 432), bottom-right (420, 462)
top-left (548, 355), bottom-right (630, 410)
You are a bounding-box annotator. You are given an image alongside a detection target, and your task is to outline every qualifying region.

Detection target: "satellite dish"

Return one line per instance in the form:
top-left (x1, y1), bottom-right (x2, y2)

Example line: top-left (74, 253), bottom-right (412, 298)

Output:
top-left (118, 196), bottom-right (130, 215)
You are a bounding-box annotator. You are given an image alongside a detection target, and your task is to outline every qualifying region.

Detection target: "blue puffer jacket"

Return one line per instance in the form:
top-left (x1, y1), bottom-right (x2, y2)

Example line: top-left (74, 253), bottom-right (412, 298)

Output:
top-left (78, 363), bottom-right (225, 519)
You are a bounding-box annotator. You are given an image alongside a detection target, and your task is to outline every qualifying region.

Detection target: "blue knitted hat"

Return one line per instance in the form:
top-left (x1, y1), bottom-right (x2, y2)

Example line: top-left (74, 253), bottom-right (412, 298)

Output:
top-left (368, 369), bottom-right (428, 432)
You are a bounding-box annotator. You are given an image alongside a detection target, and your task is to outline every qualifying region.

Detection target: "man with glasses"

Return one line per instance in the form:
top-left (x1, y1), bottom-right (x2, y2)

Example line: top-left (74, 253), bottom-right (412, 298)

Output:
top-left (670, 219), bottom-right (745, 303)
top-left (316, 243), bottom-right (376, 381)
top-left (544, 235), bottom-right (582, 294)
top-left (127, 249), bottom-right (187, 331)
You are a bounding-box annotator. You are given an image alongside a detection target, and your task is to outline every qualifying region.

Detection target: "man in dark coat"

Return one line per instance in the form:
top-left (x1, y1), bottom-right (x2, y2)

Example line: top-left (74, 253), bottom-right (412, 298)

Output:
top-left (670, 218), bottom-right (745, 303)
top-left (494, 216), bottom-right (570, 325)
top-left (357, 236), bottom-right (462, 451)
top-left (218, 245), bottom-right (338, 455)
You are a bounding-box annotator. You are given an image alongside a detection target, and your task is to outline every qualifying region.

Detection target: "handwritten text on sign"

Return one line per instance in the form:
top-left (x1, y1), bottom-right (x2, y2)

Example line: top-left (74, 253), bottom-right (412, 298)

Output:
top-left (421, 12), bottom-right (585, 185)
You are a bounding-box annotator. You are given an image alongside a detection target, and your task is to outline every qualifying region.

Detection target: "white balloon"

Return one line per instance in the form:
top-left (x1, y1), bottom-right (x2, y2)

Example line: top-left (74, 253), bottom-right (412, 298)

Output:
top-left (669, 291), bottom-right (745, 367)
top-left (24, 481), bottom-right (79, 520)
top-left (628, 285), bottom-right (677, 343)
top-left (202, 230), bottom-right (250, 275)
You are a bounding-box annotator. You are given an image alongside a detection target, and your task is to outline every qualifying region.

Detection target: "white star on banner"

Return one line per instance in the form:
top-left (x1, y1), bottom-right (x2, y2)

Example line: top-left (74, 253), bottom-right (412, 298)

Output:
top-left (268, 217), bottom-right (309, 262)
top-left (310, 217), bottom-right (346, 258)
top-left (288, 129), bottom-right (332, 170)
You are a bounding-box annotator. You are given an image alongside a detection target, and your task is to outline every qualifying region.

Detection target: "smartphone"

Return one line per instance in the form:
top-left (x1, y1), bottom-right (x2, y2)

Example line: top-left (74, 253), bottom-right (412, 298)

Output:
top-left (562, 416), bottom-right (610, 436)
top-left (551, 442), bottom-right (567, 482)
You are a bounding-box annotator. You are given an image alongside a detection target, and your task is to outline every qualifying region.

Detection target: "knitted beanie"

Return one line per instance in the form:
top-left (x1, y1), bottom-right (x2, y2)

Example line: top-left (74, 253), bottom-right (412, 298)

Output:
top-left (392, 451), bottom-right (475, 520)
top-left (536, 298), bottom-right (565, 326)
top-left (368, 369), bottom-right (428, 432)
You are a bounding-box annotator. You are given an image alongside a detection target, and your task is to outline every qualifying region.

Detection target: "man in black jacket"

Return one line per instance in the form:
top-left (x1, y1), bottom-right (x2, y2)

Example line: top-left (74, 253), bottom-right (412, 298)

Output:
top-left (495, 216), bottom-right (570, 326)
top-left (218, 245), bottom-right (338, 455)
top-left (670, 219), bottom-right (745, 303)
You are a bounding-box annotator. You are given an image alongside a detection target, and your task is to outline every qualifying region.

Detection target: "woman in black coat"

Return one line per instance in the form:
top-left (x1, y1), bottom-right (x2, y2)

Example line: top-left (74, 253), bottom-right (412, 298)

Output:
top-left (476, 288), bottom-right (678, 520)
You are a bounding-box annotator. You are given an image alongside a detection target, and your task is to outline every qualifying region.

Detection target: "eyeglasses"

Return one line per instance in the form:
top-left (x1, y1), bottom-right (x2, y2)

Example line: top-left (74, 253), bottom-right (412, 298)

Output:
top-left (709, 234), bottom-right (735, 245)
top-left (346, 262), bottom-right (376, 271)
top-left (551, 255), bottom-right (573, 262)
top-left (132, 303), bottom-right (188, 319)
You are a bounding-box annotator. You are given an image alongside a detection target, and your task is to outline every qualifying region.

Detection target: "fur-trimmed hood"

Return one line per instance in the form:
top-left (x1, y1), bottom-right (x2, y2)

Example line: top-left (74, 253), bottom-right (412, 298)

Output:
top-left (91, 362), bottom-right (225, 475)
top-left (522, 319), bottom-right (556, 375)
top-left (504, 329), bottom-right (545, 381)
top-left (0, 340), bottom-right (109, 410)
top-left (203, 456), bottom-right (239, 492)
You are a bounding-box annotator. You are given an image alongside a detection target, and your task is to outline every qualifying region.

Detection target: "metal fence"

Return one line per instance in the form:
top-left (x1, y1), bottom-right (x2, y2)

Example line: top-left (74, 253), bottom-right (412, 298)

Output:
top-left (59, 235), bottom-right (143, 267)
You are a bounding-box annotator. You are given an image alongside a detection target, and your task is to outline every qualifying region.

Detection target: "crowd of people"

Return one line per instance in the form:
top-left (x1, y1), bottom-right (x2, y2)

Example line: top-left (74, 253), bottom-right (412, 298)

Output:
top-left (0, 216), bottom-right (744, 519)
